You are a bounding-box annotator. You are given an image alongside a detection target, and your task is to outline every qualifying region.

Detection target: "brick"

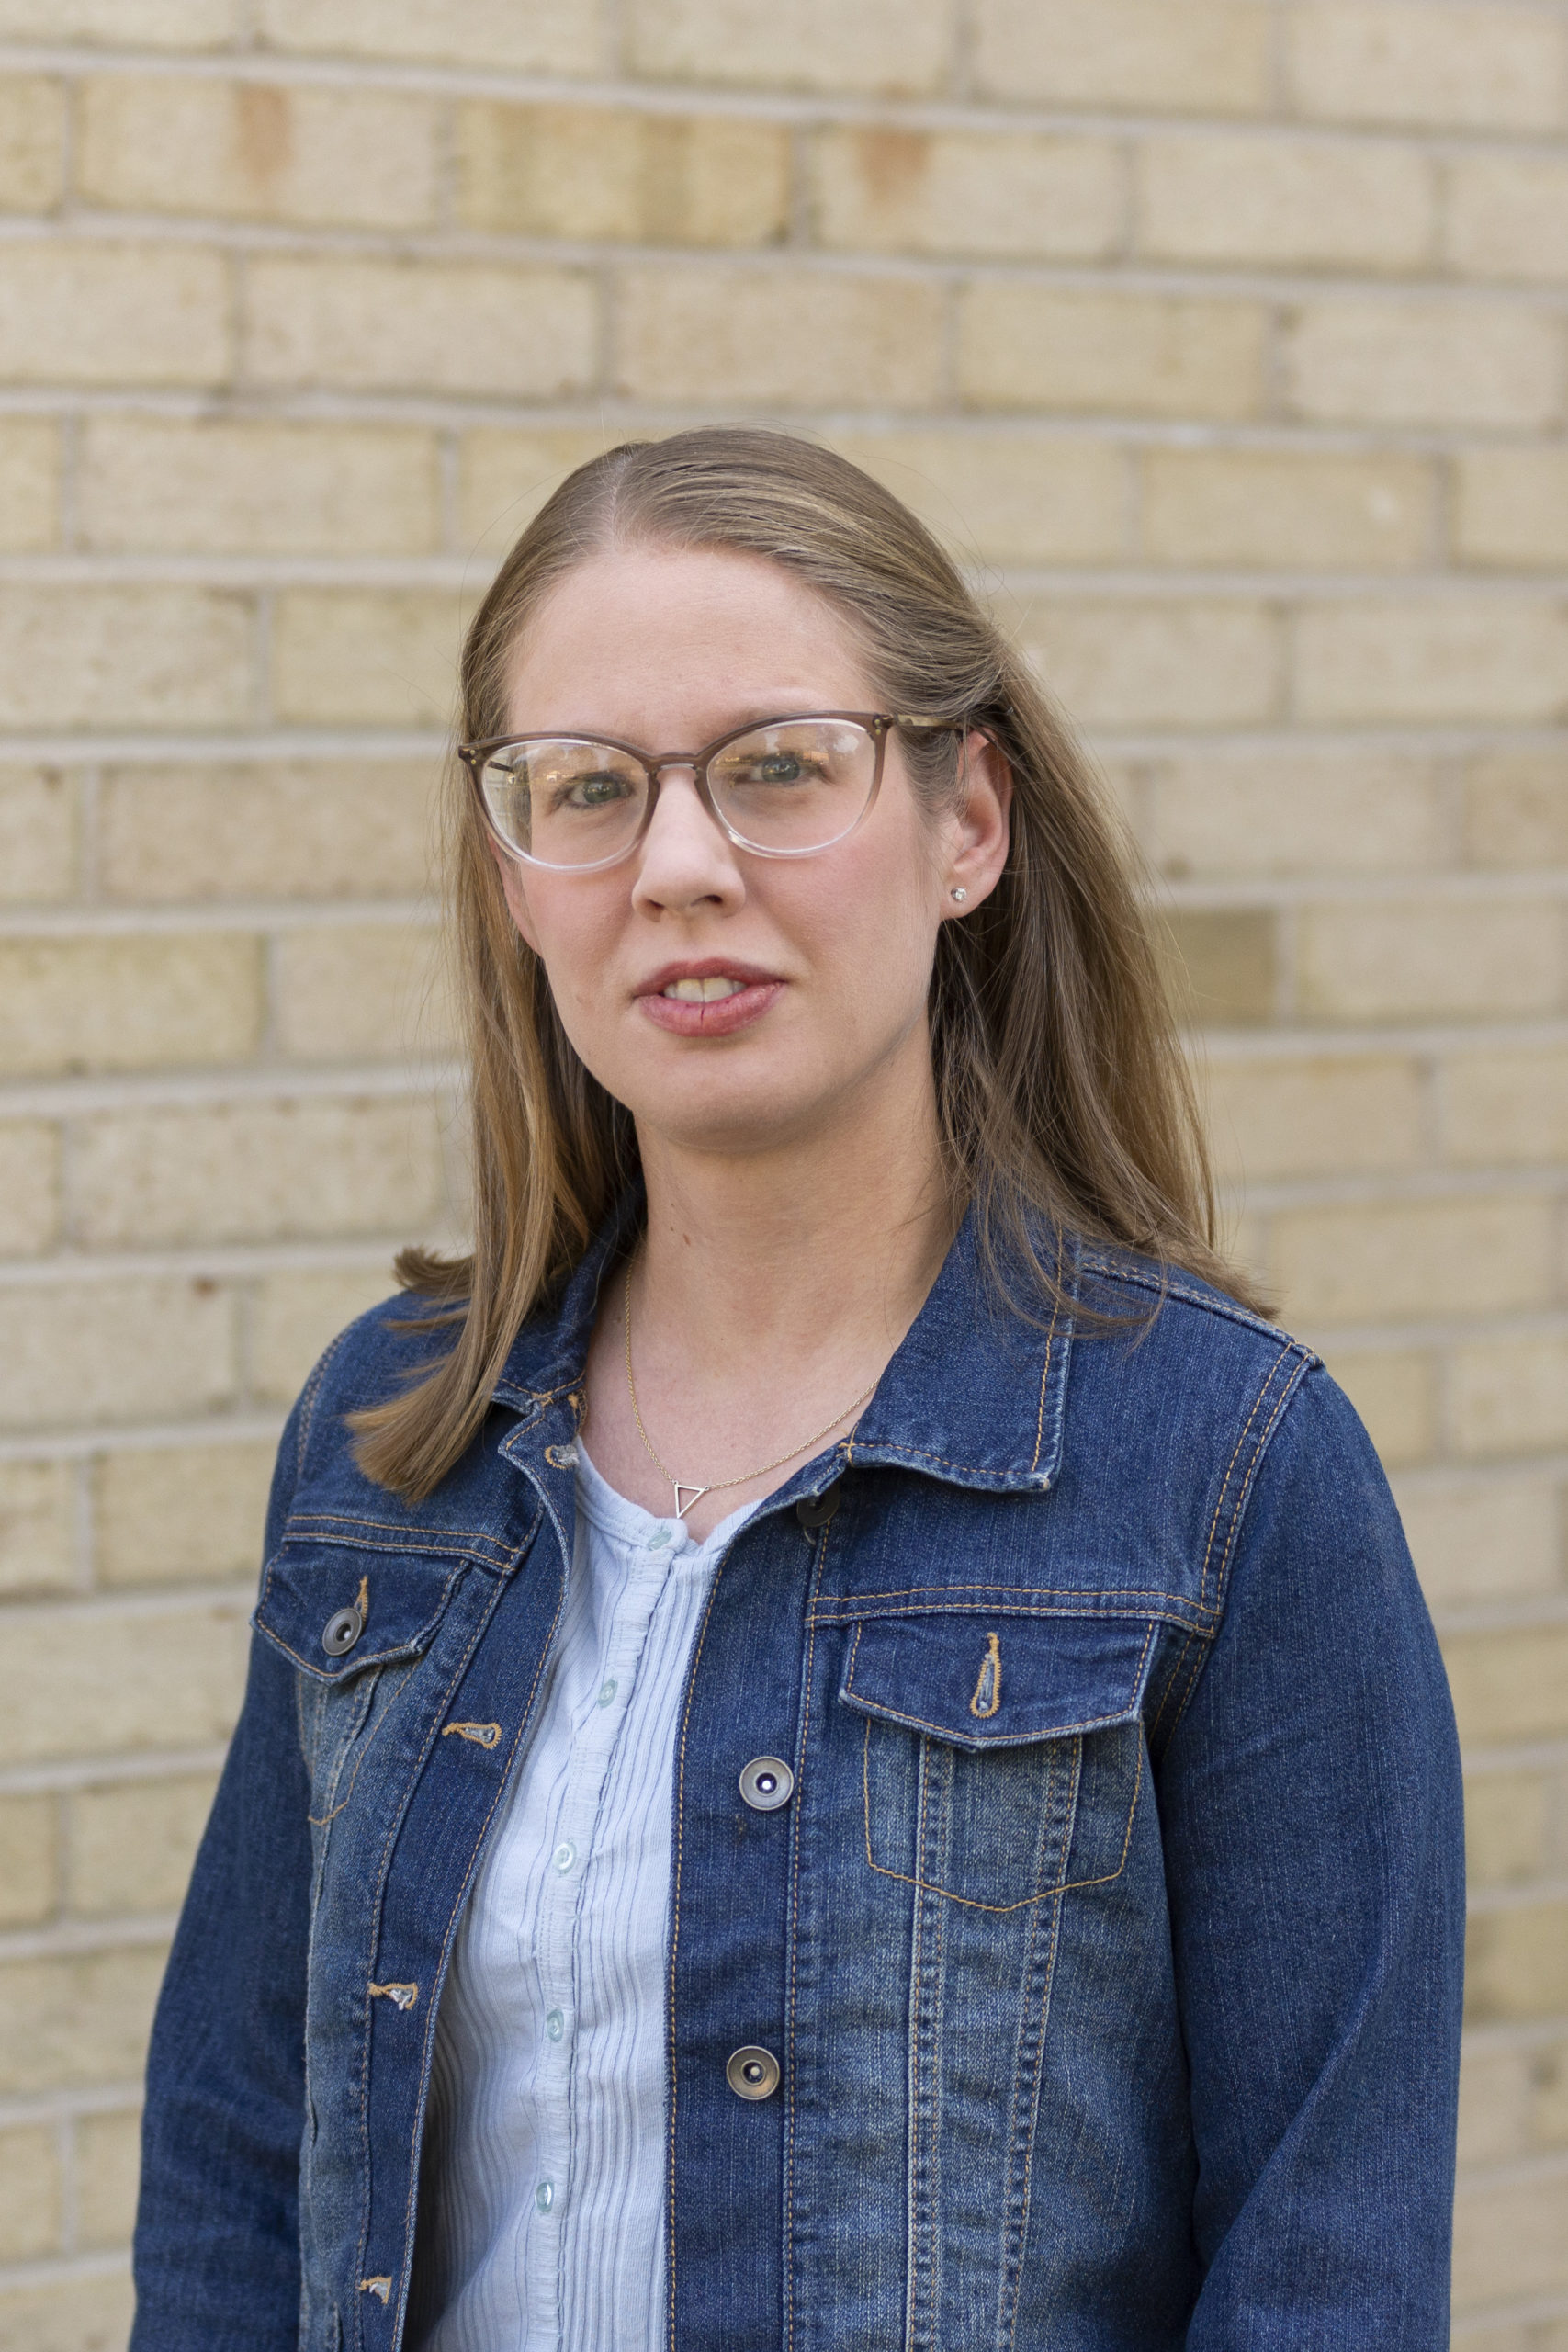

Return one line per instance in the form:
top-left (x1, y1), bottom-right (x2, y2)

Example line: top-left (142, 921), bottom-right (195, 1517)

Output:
top-left (1454, 450), bottom-right (1568, 573)
top-left (1318, 1347), bottom-right (1436, 1467)
top-left (615, 265), bottom-right (944, 407)
top-left (1140, 449), bottom-right (1431, 571)
top-left (0, 1459), bottom-right (73, 1598)
top-left (1294, 599), bottom-right (1568, 727)
top-left (79, 75), bottom-right (437, 230)
top-left (1453, 2162), bottom-right (1568, 2308)
top-left (0, 1596), bottom-right (249, 1766)
top-left (0, 1793), bottom-right (55, 1927)
top-left (0, 419), bottom-right (58, 553)
top-left (1288, 1), bottom-right (1566, 132)
top-left (0, 75), bottom-right (64, 211)
top-left (0, 764), bottom-right (74, 900)
top-left (1270, 1195), bottom-right (1554, 1326)
top-left (0, 2274), bottom-right (135, 2352)
top-left (259, 0), bottom-right (602, 74)
top-left (812, 126), bottom-right (1121, 261)
top-left (1450, 1334), bottom-right (1568, 1461)
top-left (0, 586), bottom-right (252, 729)
top-left (250, 1265), bottom-right (398, 1405)
top-left (1282, 300), bottom-right (1562, 430)
top-left (1466, 1770), bottom-right (1550, 1888)
top-left (1142, 748), bottom-right (1443, 877)
top-left (0, 1278), bottom-right (235, 1434)
top-left (75, 2109), bottom-right (141, 2249)
top-left (1394, 1477), bottom-right (1562, 1610)
top-left (0, 934), bottom-right (263, 1079)
top-left (271, 590), bottom-right (466, 729)
top-left (0, 1119), bottom-right (59, 1253)
top-left (0, 1945), bottom-right (164, 2093)
top-left (244, 255), bottom-right (597, 398)
top-left (72, 1097), bottom-right (446, 1249)
top-left (974, 0), bottom-right (1270, 113)
top-left (0, 242), bottom-right (228, 388)
top-left (1203, 1053), bottom-right (1423, 1182)
top-left (68, 1773), bottom-right (218, 1915)
top-left (271, 922), bottom-right (456, 1063)
top-left (1137, 130), bottom-right (1431, 273)
top-left (825, 429), bottom-right (1128, 566)
top-left (98, 759), bottom-right (434, 903)
top-left (459, 102), bottom-right (788, 248)
top-left (1448, 153), bottom-right (1568, 287)
top-left (1464, 747), bottom-right (1568, 868)
top-left (1442, 1049), bottom-right (1568, 1167)
top-left (1467, 1902), bottom-right (1568, 2026)
top-left (1447, 1623), bottom-right (1568, 1747)
top-left (0, 0), bottom-right (232, 36)
top-left (960, 286), bottom-right (1266, 420)
top-left (1161, 910), bottom-right (1277, 1026)
top-left (1021, 601), bottom-right (1282, 728)
top-left (457, 426), bottom-right (629, 562)
top-left (0, 2124), bottom-right (61, 2260)
top-left (626, 0), bottom-right (951, 96)
top-left (1460, 2035), bottom-right (1568, 2165)
top-left (95, 1440), bottom-right (275, 1589)
top-left (1299, 898), bottom-right (1562, 1023)
top-left (80, 418), bottom-right (440, 558)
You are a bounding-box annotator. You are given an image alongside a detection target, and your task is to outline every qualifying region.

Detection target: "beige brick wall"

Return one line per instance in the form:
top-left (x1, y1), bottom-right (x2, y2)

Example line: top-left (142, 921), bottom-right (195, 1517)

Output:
top-left (0, 4), bottom-right (1562, 2340)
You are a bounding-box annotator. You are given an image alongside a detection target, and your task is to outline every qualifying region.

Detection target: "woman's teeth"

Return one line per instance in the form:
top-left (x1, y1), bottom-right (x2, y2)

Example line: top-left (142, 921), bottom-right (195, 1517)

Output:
top-left (661, 976), bottom-right (747, 1001)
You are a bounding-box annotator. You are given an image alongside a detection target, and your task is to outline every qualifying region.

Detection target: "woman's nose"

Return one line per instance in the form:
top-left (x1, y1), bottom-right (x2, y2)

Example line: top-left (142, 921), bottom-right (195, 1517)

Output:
top-left (630, 766), bottom-right (745, 914)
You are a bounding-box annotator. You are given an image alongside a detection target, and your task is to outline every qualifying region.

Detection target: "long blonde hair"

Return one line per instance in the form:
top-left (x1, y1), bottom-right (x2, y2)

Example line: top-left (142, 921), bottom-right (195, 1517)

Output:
top-left (354, 426), bottom-right (1259, 1500)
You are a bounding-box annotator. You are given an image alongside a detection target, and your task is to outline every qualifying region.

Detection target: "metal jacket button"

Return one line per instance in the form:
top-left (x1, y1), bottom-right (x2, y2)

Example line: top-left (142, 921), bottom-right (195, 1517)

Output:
top-left (739, 1757), bottom-right (794, 1813)
top-left (795, 1481), bottom-right (841, 1531)
top-left (726, 2045), bottom-right (781, 2101)
top-left (321, 1604), bottom-right (364, 1656)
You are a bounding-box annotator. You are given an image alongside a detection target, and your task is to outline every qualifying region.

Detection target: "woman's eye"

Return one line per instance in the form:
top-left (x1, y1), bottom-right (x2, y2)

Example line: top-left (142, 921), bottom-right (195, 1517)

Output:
top-left (735, 754), bottom-right (818, 786)
top-left (555, 771), bottom-right (631, 810)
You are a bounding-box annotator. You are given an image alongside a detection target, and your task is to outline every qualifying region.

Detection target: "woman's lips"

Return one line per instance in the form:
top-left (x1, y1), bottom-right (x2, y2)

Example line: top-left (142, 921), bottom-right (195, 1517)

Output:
top-left (636, 978), bottom-right (784, 1037)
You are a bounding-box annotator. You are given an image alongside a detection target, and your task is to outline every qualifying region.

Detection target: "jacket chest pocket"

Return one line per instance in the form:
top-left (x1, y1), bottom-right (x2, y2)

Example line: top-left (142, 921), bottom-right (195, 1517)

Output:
top-left (254, 1541), bottom-right (467, 1824)
top-left (839, 1612), bottom-right (1156, 1913)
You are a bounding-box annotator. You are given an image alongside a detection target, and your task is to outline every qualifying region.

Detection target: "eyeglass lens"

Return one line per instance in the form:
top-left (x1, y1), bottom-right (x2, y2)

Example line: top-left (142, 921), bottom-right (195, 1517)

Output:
top-left (477, 718), bottom-right (878, 869)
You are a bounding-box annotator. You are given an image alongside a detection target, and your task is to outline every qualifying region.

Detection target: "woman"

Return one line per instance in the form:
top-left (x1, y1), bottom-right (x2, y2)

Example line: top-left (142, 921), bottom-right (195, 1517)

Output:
top-left (131, 428), bottom-right (1463, 2351)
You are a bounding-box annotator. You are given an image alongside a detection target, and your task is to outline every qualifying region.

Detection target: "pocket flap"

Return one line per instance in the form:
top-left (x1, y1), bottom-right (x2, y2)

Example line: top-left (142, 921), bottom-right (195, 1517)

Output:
top-left (254, 1543), bottom-right (465, 1684)
top-left (840, 1612), bottom-right (1156, 1751)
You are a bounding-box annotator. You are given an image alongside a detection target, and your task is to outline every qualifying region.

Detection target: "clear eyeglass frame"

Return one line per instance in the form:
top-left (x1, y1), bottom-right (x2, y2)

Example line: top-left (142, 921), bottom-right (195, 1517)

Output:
top-left (457, 709), bottom-right (969, 875)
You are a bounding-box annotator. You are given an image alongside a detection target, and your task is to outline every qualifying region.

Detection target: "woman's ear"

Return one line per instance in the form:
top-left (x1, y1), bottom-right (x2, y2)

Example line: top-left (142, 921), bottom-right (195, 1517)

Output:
top-left (941, 729), bottom-right (1012, 918)
top-left (487, 833), bottom-right (542, 956)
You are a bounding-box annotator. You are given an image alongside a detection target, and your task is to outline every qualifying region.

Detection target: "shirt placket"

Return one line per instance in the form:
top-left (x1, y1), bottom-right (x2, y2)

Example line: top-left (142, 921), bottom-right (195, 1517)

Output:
top-left (528, 1519), bottom-right (680, 2345)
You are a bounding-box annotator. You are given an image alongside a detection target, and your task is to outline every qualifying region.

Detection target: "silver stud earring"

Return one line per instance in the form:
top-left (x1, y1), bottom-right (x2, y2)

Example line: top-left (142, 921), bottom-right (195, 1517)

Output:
top-left (950, 887), bottom-right (967, 902)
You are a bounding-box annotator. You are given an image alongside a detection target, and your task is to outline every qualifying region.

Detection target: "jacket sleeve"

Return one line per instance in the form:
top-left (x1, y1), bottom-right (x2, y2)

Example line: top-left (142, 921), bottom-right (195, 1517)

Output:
top-left (130, 1396), bottom-right (312, 2352)
top-left (1157, 1363), bottom-right (1464, 2348)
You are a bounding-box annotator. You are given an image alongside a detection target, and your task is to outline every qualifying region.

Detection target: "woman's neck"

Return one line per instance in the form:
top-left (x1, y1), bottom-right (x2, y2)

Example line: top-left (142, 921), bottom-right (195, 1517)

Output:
top-left (581, 1050), bottom-right (955, 1535)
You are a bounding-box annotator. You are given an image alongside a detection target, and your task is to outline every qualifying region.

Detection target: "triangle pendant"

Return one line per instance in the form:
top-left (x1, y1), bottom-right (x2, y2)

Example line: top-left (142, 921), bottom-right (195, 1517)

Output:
top-left (672, 1481), bottom-right (710, 1521)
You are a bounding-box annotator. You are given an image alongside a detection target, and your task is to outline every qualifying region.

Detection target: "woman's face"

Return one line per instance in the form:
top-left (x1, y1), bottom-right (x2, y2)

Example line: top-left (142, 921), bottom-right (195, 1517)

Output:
top-left (491, 544), bottom-right (1010, 1162)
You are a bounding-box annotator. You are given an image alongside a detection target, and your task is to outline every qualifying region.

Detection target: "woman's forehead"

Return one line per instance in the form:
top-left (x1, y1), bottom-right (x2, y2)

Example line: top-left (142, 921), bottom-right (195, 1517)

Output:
top-left (504, 544), bottom-right (875, 738)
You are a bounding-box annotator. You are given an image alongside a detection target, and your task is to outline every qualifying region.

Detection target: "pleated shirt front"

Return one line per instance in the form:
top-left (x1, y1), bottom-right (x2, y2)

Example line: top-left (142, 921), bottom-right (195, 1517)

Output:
top-left (410, 1450), bottom-right (757, 2351)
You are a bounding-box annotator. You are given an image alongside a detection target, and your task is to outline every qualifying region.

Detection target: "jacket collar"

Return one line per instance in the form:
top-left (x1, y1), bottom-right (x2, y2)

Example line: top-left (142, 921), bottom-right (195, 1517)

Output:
top-left (490, 1193), bottom-right (1075, 1497)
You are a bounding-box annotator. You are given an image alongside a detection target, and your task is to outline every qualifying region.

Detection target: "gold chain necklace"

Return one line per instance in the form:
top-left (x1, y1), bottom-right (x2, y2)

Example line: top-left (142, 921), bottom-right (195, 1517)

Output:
top-left (623, 1264), bottom-right (878, 1521)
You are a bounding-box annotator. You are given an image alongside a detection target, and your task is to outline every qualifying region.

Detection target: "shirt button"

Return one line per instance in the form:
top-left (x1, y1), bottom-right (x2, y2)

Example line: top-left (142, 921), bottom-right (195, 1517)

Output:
top-left (739, 1757), bottom-right (795, 1813)
top-left (536, 2180), bottom-right (555, 2213)
top-left (726, 2046), bottom-right (781, 2101)
top-left (795, 1482), bottom-right (841, 1531)
top-left (545, 2008), bottom-right (564, 2042)
top-left (597, 1679), bottom-right (617, 1708)
top-left (647, 1528), bottom-right (671, 1550)
top-left (553, 1840), bottom-right (576, 1873)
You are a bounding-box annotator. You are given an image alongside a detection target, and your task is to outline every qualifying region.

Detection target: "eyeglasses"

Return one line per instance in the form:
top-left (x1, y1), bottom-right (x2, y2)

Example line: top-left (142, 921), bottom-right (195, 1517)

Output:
top-left (458, 710), bottom-right (966, 874)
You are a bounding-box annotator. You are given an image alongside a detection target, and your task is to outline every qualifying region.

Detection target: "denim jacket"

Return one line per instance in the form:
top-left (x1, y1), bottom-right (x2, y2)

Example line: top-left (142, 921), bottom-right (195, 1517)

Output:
top-left (131, 1208), bottom-right (1464, 2352)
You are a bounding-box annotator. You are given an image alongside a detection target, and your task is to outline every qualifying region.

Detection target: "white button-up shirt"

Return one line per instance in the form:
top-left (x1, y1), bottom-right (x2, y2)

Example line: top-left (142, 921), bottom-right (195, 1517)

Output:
top-left (409, 1449), bottom-right (758, 2350)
